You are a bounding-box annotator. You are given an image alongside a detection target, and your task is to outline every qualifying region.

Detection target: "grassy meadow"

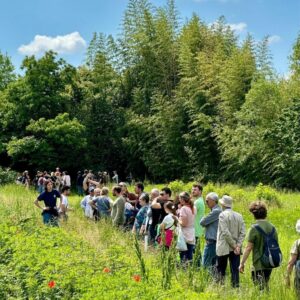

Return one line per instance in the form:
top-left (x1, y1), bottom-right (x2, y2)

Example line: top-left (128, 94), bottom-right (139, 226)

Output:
top-left (0, 182), bottom-right (299, 299)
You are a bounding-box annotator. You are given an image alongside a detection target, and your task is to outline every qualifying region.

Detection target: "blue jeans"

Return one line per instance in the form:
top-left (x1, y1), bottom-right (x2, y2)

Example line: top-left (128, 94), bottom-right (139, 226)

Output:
top-left (202, 240), bottom-right (217, 270)
top-left (180, 243), bottom-right (194, 263)
top-left (37, 185), bottom-right (44, 194)
top-left (42, 212), bottom-right (59, 227)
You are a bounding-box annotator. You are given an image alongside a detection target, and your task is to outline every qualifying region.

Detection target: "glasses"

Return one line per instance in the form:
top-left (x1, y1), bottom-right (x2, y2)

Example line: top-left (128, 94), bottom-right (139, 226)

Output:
top-left (160, 193), bottom-right (166, 196)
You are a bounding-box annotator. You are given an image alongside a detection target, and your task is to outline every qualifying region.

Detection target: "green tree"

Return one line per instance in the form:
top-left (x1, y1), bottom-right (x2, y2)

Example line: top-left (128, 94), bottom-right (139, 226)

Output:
top-left (262, 100), bottom-right (300, 188)
top-left (7, 113), bottom-right (86, 172)
top-left (0, 51), bottom-right (15, 91)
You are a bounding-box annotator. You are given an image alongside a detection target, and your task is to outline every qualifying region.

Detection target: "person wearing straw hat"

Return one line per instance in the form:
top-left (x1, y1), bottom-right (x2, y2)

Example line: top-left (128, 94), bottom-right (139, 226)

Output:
top-left (216, 195), bottom-right (246, 288)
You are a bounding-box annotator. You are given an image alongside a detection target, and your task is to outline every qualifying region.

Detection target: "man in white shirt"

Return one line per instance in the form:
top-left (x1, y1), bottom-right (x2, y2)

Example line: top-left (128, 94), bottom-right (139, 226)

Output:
top-left (80, 188), bottom-right (95, 219)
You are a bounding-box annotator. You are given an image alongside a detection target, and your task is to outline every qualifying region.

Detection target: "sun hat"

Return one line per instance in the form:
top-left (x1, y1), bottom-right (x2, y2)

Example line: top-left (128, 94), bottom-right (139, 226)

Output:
top-left (219, 195), bottom-right (233, 208)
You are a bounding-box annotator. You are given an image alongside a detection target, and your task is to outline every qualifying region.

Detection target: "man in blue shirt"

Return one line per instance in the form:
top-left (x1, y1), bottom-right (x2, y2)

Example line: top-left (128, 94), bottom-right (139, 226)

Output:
top-left (200, 192), bottom-right (222, 271)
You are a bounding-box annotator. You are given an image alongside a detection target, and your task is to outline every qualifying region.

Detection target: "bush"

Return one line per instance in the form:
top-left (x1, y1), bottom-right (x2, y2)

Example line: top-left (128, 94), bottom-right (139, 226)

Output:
top-left (254, 183), bottom-right (281, 206)
top-left (168, 180), bottom-right (185, 195)
top-left (0, 167), bottom-right (17, 185)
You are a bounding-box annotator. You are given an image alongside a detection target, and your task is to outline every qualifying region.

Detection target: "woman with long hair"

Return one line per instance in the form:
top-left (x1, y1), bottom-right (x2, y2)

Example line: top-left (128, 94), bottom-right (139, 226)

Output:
top-left (178, 192), bottom-right (196, 263)
top-left (34, 180), bottom-right (62, 226)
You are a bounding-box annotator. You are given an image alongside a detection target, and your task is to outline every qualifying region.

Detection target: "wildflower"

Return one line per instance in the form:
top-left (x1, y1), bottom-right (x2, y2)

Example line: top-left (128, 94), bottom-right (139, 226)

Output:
top-left (103, 267), bottom-right (111, 273)
top-left (132, 274), bottom-right (141, 282)
top-left (48, 280), bottom-right (56, 288)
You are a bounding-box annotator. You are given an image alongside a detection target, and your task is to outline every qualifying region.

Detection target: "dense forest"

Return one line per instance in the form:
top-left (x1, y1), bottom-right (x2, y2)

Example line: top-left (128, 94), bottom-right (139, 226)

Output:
top-left (1, 0), bottom-right (300, 187)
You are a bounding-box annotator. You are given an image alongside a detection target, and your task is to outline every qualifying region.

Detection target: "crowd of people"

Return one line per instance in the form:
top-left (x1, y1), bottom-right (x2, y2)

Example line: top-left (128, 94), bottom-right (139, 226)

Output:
top-left (26, 169), bottom-right (300, 295)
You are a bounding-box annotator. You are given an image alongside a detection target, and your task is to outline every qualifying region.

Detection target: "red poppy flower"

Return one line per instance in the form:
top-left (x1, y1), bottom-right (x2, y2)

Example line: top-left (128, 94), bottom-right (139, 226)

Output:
top-left (48, 280), bottom-right (56, 288)
top-left (132, 274), bottom-right (141, 282)
top-left (103, 267), bottom-right (111, 273)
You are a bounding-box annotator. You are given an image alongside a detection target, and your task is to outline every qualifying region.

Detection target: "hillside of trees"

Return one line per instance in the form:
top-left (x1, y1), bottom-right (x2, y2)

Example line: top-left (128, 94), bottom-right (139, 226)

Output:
top-left (1, 0), bottom-right (300, 187)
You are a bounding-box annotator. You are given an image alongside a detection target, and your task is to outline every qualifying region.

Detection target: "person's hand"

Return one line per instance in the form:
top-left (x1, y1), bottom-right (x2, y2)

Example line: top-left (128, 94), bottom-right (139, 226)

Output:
top-left (234, 246), bottom-right (241, 255)
top-left (140, 225), bottom-right (146, 235)
top-left (43, 207), bottom-right (50, 211)
top-left (239, 264), bottom-right (244, 273)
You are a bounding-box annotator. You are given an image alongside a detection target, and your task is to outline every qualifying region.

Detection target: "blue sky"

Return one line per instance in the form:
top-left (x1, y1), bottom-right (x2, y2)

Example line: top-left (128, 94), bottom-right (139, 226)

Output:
top-left (1, 0), bottom-right (299, 75)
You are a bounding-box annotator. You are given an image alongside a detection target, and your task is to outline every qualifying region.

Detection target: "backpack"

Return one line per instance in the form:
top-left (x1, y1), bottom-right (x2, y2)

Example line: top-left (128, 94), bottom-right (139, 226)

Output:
top-left (254, 224), bottom-right (282, 268)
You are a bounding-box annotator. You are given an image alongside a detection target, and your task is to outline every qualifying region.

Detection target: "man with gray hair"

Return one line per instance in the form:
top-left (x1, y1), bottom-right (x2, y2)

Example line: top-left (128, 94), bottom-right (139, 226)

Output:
top-left (200, 192), bottom-right (222, 270)
top-left (216, 195), bottom-right (245, 288)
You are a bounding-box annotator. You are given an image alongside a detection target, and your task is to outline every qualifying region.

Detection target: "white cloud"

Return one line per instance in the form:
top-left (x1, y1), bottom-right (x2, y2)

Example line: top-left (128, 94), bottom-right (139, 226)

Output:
top-left (283, 71), bottom-right (292, 80)
top-left (209, 21), bottom-right (247, 34)
top-left (268, 35), bottom-right (281, 45)
top-left (18, 32), bottom-right (86, 55)
top-left (228, 22), bottom-right (247, 33)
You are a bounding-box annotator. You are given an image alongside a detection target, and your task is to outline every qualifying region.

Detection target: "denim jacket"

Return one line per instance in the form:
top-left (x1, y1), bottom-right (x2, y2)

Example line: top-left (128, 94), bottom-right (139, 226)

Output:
top-left (200, 205), bottom-right (222, 241)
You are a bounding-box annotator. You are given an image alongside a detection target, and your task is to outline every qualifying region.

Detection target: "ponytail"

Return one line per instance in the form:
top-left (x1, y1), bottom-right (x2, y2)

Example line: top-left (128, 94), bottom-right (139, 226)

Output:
top-left (164, 201), bottom-right (178, 226)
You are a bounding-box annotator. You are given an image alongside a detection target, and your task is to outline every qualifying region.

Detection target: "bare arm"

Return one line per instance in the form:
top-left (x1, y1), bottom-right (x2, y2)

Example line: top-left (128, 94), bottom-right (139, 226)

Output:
top-left (239, 242), bottom-right (254, 273)
top-left (88, 179), bottom-right (100, 187)
top-left (34, 198), bottom-right (44, 210)
top-left (286, 254), bottom-right (298, 287)
top-left (151, 197), bottom-right (161, 209)
top-left (89, 200), bottom-right (97, 210)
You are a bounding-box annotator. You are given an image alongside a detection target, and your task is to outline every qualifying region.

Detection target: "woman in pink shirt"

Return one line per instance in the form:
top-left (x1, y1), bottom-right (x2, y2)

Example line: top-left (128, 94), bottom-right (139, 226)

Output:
top-left (179, 192), bottom-right (197, 263)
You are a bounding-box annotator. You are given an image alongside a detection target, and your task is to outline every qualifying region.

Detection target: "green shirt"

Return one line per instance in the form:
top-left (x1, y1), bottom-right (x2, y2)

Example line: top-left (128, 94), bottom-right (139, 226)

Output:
top-left (247, 220), bottom-right (278, 271)
top-left (290, 239), bottom-right (300, 258)
top-left (194, 197), bottom-right (205, 238)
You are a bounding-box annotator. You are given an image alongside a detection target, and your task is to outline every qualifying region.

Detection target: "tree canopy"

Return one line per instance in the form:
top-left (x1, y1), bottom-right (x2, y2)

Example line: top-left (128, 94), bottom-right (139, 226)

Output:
top-left (1, 0), bottom-right (300, 187)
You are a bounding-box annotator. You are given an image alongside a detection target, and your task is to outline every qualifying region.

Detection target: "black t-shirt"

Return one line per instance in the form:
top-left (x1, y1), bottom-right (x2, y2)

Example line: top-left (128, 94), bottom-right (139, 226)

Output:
top-left (151, 199), bottom-right (169, 227)
top-left (38, 190), bottom-right (61, 208)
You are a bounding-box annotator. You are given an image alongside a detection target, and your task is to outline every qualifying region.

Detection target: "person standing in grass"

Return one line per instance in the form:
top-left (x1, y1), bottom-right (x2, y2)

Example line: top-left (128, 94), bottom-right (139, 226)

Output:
top-left (158, 201), bottom-right (178, 249)
top-left (192, 184), bottom-right (205, 254)
top-left (200, 192), bottom-right (222, 271)
top-left (239, 201), bottom-right (278, 290)
top-left (80, 188), bottom-right (95, 219)
top-left (286, 219), bottom-right (300, 297)
top-left (62, 171), bottom-right (71, 187)
top-left (216, 195), bottom-right (246, 288)
top-left (151, 187), bottom-right (173, 241)
top-left (132, 193), bottom-right (150, 236)
top-left (111, 186), bottom-right (126, 227)
top-left (178, 192), bottom-right (197, 264)
top-left (90, 187), bottom-right (112, 219)
top-left (134, 182), bottom-right (146, 209)
top-left (76, 171), bottom-right (84, 196)
top-left (59, 186), bottom-right (72, 221)
top-left (34, 180), bottom-right (62, 226)
top-left (140, 188), bottom-right (160, 242)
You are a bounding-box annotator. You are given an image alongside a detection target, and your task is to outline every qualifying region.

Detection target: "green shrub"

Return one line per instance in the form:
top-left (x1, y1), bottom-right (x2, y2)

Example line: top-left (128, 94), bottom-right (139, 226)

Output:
top-left (0, 167), bottom-right (17, 185)
top-left (169, 180), bottom-right (185, 195)
top-left (255, 183), bottom-right (281, 206)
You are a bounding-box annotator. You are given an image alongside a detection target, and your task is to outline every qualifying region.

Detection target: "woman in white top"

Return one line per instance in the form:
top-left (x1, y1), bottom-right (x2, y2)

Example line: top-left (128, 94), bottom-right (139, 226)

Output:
top-left (179, 192), bottom-right (197, 263)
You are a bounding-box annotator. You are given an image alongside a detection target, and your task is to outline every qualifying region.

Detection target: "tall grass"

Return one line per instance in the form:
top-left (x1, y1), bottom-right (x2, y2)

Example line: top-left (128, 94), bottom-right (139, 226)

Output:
top-left (0, 183), bottom-right (299, 299)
